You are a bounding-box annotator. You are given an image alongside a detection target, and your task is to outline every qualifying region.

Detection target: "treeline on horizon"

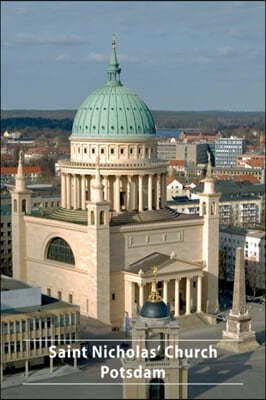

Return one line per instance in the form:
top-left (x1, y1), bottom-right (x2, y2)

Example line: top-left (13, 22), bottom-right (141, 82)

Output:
top-left (1, 109), bottom-right (265, 138)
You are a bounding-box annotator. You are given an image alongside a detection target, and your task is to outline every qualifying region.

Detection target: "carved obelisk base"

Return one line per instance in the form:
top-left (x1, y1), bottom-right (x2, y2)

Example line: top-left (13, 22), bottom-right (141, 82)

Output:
top-left (217, 247), bottom-right (260, 353)
top-left (217, 311), bottom-right (259, 353)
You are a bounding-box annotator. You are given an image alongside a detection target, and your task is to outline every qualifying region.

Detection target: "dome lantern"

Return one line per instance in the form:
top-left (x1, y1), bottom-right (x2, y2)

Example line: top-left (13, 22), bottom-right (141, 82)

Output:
top-left (106, 34), bottom-right (122, 86)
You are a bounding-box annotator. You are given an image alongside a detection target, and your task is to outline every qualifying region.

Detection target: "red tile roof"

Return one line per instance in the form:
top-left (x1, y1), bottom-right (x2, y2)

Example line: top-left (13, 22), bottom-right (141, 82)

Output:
top-left (166, 177), bottom-right (176, 185)
top-left (1, 166), bottom-right (42, 175)
top-left (169, 160), bottom-right (185, 166)
top-left (215, 175), bottom-right (260, 184)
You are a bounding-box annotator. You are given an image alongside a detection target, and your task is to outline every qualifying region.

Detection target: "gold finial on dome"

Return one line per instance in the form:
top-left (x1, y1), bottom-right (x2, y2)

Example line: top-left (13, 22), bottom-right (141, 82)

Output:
top-left (112, 33), bottom-right (116, 49)
top-left (148, 266), bottom-right (162, 303)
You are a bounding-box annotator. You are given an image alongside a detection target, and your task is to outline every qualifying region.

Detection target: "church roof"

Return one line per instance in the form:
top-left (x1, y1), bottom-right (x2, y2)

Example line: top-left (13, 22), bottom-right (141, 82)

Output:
top-left (71, 39), bottom-right (156, 140)
top-left (123, 252), bottom-right (203, 276)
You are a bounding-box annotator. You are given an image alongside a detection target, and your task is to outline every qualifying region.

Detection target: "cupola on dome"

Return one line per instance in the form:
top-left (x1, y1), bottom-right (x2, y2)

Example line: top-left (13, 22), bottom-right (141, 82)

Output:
top-left (71, 38), bottom-right (156, 139)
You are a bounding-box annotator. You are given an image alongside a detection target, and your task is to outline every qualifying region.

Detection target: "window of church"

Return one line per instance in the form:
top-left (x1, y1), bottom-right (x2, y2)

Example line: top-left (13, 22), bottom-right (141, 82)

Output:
top-left (84, 148), bottom-right (87, 154)
top-left (91, 211), bottom-right (95, 225)
top-left (22, 199), bottom-right (26, 213)
top-left (110, 148), bottom-right (114, 154)
top-left (101, 148), bottom-right (104, 154)
top-left (13, 199), bottom-right (17, 212)
top-left (92, 148), bottom-right (95, 154)
top-left (100, 211), bottom-right (105, 225)
top-left (47, 237), bottom-right (75, 265)
top-left (121, 148), bottom-right (124, 154)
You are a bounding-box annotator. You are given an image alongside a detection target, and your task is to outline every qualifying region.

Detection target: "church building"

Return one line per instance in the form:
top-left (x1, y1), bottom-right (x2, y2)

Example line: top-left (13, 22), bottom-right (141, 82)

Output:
top-left (11, 39), bottom-right (220, 329)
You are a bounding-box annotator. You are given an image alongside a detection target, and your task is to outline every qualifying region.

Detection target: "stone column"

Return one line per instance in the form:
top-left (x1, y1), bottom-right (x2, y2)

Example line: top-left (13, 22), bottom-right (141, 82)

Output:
top-left (127, 176), bottom-right (132, 211)
top-left (104, 176), bottom-right (108, 201)
top-left (81, 175), bottom-right (86, 210)
top-left (197, 276), bottom-right (202, 313)
top-left (175, 278), bottom-right (180, 317)
top-left (61, 173), bottom-right (66, 208)
top-left (77, 175), bottom-right (81, 209)
top-left (138, 175), bottom-right (143, 212)
top-left (186, 277), bottom-right (191, 315)
top-left (129, 281), bottom-right (136, 318)
top-left (115, 175), bottom-right (120, 213)
top-left (148, 174), bottom-right (153, 211)
top-left (139, 283), bottom-right (144, 308)
top-left (73, 174), bottom-right (78, 209)
top-left (87, 176), bottom-right (91, 202)
top-left (163, 280), bottom-right (168, 304)
top-left (132, 176), bottom-right (137, 210)
top-left (66, 174), bottom-right (71, 209)
top-left (156, 174), bottom-right (161, 209)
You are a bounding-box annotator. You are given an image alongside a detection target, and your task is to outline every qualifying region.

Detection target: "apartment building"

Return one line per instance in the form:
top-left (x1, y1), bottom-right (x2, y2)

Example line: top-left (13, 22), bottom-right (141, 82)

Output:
top-left (1, 276), bottom-right (80, 379)
top-left (219, 226), bottom-right (265, 291)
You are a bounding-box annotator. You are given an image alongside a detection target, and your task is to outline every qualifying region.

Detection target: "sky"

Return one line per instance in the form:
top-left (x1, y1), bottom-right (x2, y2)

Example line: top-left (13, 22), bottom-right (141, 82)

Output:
top-left (1, 1), bottom-right (265, 111)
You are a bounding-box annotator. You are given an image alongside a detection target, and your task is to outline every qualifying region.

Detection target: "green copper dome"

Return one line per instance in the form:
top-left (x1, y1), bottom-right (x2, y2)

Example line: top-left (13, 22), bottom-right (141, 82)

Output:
top-left (71, 40), bottom-right (156, 139)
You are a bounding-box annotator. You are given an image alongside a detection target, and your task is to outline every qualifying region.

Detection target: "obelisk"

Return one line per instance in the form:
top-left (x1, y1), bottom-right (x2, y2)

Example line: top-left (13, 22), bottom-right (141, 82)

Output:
top-left (217, 247), bottom-right (259, 352)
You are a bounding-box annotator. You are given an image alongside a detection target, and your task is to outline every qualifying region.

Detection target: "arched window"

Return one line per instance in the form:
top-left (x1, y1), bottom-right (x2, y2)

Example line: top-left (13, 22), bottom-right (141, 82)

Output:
top-left (22, 199), bottom-right (26, 213)
top-left (91, 211), bottom-right (95, 225)
top-left (13, 199), bottom-right (17, 212)
top-left (202, 202), bottom-right (206, 215)
top-left (47, 237), bottom-right (75, 265)
top-left (100, 211), bottom-right (105, 225)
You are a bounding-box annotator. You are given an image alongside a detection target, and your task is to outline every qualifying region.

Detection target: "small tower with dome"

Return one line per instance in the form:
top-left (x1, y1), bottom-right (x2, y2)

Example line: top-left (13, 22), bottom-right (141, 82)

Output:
top-left (198, 152), bottom-right (221, 314)
top-left (122, 267), bottom-right (188, 399)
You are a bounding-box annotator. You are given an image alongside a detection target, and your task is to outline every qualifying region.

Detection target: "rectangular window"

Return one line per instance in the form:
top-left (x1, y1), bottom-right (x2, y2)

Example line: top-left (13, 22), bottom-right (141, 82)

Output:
top-left (71, 313), bottom-right (75, 325)
top-left (47, 317), bottom-right (51, 329)
top-left (4, 342), bottom-right (9, 354)
top-left (36, 339), bottom-right (40, 350)
top-left (60, 315), bottom-right (64, 327)
top-left (71, 332), bottom-right (76, 342)
top-left (42, 337), bottom-right (46, 348)
top-left (10, 322), bottom-right (14, 334)
top-left (55, 335), bottom-right (59, 345)
top-left (54, 316), bottom-right (59, 327)
top-left (69, 294), bottom-right (73, 304)
top-left (60, 334), bottom-right (65, 344)
top-left (10, 341), bottom-right (15, 353)
top-left (16, 321), bottom-right (20, 333)
top-left (29, 319), bottom-right (34, 331)
top-left (58, 291), bottom-right (62, 300)
top-left (17, 341), bottom-right (21, 353)
top-left (65, 314), bottom-right (70, 326)
top-left (41, 319), bottom-right (46, 329)
top-left (4, 323), bottom-right (8, 334)
top-left (35, 319), bottom-right (40, 331)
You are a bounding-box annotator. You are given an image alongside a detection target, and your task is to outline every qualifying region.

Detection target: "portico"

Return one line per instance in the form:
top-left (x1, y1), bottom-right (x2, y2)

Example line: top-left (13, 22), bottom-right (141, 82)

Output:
top-left (123, 254), bottom-right (204, 319)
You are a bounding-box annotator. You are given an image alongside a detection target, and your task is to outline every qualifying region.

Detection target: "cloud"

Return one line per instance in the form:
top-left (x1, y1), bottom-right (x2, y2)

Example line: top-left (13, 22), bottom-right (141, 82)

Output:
top-left (85, 52), bottom-right (139, 63)
top-left (9, 33), bottom-right (87, 46)
top-left (216, 46), bottom-right (235, 57)
top-left (55, 54), bottom-right (72, 62)
top-left (86, 52), bottom-right (109, 62)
